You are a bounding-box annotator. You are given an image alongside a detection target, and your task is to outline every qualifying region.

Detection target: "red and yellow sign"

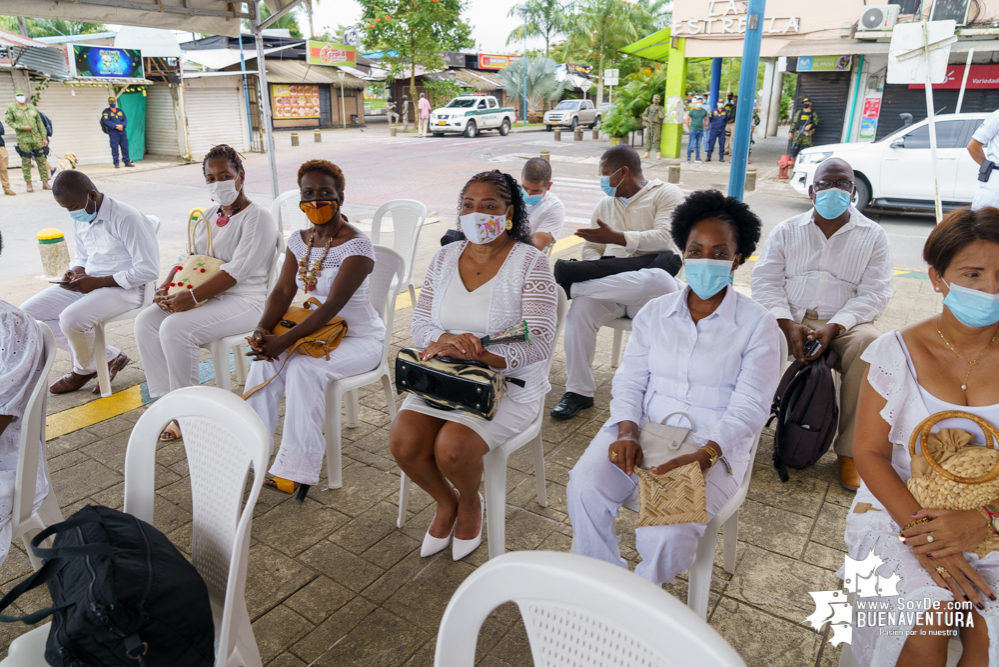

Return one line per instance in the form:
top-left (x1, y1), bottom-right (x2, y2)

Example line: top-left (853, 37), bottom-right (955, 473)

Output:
top-left (272, 84), bottom-right (320, 119)
top-left (477, 54), bottom-right (520, 70)
top-left (307, 40), bottom-right (356, 68)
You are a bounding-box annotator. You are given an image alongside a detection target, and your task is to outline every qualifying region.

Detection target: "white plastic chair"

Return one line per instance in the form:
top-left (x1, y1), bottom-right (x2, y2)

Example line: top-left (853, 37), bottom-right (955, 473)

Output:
top-left (92, 215), bottom-right (160, 398)
top-left (11, 322), bottom-right (64, 572)
top-left (0, 386), bottom-right (270, 667)
top-left (200, 229), bottom-right (285, 393)
top-left (397, 287), bottom-right (570, 559)
top-left (323, 246), bottom-right (407, 489)
top-left (434, 551), bottom-right (746, 667)
top-left (606, 317), bottom-right (631, 369)
top-left (368, 199), bottom-right (427, 307)
top-left (270, 189), bottom-right (307, 238)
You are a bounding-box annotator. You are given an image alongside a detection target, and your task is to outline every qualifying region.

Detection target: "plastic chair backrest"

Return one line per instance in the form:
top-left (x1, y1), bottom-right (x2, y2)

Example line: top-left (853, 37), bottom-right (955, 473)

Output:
top-left (370, 199), bottom-right (427, 285)
top-left (123, 386), bottom-right (270, 664)
top-left (141, 215), bottom-right (162, 309)
top-left (13, 322), bottom-right (56, 531)
top-left (270, 190), bottom-right (305, 237)
top-left (548, 287), bottom-right (568, 375)
top-left (265, 228), bottom-right (285, 294)
top-left (368, 245), bottom-right (407, 363)
top-left (434, 551), bottom-right (746, 667)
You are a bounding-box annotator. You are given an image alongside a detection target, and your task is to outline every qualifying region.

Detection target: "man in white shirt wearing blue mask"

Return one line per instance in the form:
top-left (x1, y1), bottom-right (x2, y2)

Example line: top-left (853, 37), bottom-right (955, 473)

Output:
top-left (520, 158), bottom-right (565, 252)
top-left (21, 170), bottom-right (160, 394)
top-left (967, 109), bottom-right (999, 210)
top-left (750, 158), bottom-right (893, 490)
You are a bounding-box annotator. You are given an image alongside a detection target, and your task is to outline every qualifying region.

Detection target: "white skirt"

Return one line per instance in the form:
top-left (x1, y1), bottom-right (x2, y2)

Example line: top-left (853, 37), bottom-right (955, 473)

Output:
top-left (400, 393), bottom-right (541, 450)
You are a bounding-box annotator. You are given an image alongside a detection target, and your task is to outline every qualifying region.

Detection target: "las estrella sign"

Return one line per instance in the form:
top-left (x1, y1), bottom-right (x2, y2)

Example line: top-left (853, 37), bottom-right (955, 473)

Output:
top-left (307, 40), bottom-right (356, 68)
top-left (671, 0), bottom-right (802, 36)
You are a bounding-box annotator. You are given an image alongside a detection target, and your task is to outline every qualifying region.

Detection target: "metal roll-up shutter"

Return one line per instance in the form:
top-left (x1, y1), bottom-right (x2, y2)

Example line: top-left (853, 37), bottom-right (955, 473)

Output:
top-left (0, 72), bottom-right (15, 121)
top-left (37, 84), bottom-right (114, 165)
top-left (146, 83), bottom-right (181, 157)
top-left (183, 79), bottom-right (249, 158)
top-left (876, 85), bottom-right (999, 140)
top-left (795, 71), bottom-right (852, 148)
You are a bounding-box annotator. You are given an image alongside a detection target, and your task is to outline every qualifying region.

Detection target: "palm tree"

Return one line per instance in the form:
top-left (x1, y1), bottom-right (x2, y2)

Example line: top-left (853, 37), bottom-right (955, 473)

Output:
top-left (564, 0), bottom-right (653, 104)
top-left (498, 56), bottom-right (573, 120)
top-left (506, 0), bottom-right (565, 58)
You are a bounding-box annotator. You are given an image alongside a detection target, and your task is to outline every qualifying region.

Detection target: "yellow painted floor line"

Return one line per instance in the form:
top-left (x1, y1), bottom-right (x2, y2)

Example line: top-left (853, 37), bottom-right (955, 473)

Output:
top-left (47, 384), bottom-right (144, 440)
top-left (395, 287), bottom-right (420, 311)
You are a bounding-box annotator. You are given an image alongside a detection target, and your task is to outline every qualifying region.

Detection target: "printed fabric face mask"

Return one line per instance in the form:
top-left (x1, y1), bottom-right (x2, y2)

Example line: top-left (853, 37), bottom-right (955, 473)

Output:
top-left (814, 187), bottom-right (852, 219)
top-left (600, 167), bottom-right (623, 198)
top-left (521, 188), bottom-right (544, 207)
top-left (300, 200), bottom-right (340, 226)
top-left (69, 198), bottom-right (98, 223)
top-left (943, 280), bottom-right (999, 328)
top-left (684, 258), bottom-right (733, 300)
top-left (207, 179), bottom-right (240, 206)
top-left (459, 212), bottom-right (508, 245)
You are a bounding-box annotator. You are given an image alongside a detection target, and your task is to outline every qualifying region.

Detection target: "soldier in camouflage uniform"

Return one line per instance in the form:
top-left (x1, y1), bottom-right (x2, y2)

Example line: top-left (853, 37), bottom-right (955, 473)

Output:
top-left (642, 94), bottom-right (665, 159)
top-left (4, 88), bottom-right (50, 192)
top-left (788, 97), bottom-right (818, 160)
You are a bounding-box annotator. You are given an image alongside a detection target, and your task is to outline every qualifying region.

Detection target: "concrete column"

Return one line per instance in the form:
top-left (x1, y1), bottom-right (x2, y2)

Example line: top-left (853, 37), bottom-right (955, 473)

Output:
top-left (767, 69), bottom-right (783, 138)
top-left (756, 58), bottom-right (775, 141)
top-left (708, 58), bottom-right (723, 111)
top-left (661, 37), bottom-right (687, 159)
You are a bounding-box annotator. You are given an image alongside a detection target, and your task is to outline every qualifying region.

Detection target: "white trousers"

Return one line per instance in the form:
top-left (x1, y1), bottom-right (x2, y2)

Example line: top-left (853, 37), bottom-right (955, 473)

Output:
top-left (244, 336), bottom-right (383, 486)
top-left (566, 425), bottom-right (748, 585)
top-left (134, 294), bottom-right (263, 398)
top-left (564, 268), bottom-right (679, 396)
top-left (418, 118), bottom-right (429, 137)
top-left (21, 285), bottom-right (142, 374)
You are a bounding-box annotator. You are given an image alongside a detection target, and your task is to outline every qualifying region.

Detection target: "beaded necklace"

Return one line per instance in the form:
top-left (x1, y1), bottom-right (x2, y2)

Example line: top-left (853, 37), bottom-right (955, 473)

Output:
top-left (216, 200), bottom-right (245, 227)
top-left (298, 230), bottom-right (335, 292)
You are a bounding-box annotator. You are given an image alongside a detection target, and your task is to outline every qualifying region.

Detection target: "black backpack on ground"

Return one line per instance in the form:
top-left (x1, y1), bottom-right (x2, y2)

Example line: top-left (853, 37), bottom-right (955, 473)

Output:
top-left (768, 349), bottom-right (840, 482)
top-left (0, 505), bottom-right (216, 667)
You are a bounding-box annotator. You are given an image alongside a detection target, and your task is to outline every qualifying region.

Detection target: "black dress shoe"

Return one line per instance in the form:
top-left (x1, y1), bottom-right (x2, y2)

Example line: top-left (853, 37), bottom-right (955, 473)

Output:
top-left (550, 392), bottom-right (594, 420)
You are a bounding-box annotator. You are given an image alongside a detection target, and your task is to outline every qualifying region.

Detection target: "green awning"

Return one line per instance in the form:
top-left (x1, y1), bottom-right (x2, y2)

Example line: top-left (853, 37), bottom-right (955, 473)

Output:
top-left (619, 28), bottom-right (672, 61)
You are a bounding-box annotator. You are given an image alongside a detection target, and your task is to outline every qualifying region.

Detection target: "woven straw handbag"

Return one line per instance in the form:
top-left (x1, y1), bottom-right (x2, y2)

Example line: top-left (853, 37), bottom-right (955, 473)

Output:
top-left (167, 212), bottom-right (225, 305)
top-left (906, 410), bottom-right (999, 558)
top-left (635, 463), bottom-right (708, 528)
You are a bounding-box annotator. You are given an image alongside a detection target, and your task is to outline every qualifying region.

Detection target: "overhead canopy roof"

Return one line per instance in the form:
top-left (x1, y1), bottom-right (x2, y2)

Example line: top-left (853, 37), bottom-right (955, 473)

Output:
top-left (262, 59), bottom-right (367, 89)
top-left (114, 27), bottom-right (182, 58)
top-left (183, 44), bottom-right (303, 71)
top-left (0, 28), bottom-right (58, 50)
top-left (454, 68), bottom-right (504, 91)
top-left (620, 27), bottom-right (672, 61)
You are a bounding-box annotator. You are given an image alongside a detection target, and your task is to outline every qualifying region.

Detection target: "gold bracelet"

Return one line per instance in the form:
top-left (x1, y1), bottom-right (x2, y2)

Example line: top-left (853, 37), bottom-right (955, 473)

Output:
top-left (698, 445), bottom-right (720, 468)
top-left (978, 506), bottom-right (996, 534)
top-left (898, 517), bottom-right (930, 541)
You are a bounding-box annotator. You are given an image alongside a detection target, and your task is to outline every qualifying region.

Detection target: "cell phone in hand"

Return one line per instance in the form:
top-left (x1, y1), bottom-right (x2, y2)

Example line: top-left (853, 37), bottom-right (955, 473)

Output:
top-left (804, 339), bottom-right (822, 357)
top-left (49, 280), bottom-right (70, 284)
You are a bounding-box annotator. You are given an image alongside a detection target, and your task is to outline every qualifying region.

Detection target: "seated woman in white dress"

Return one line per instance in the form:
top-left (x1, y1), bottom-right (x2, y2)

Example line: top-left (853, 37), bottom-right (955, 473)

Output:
top-left (848, 207), bottom-right (999, 667)
top-left (135, 144), bottom-right (277, 440)
top-left (390, 170), bottom-right (558, 561)
top-left (0, 231), bottom-right (51, 568)
top-left (244, 160), bottom-right (385, 502)
top-left (567, 190), bottom-right (781, 585)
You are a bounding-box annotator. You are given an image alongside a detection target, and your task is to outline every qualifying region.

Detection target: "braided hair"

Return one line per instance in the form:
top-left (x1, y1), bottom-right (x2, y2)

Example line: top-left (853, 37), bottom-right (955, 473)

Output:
top-left (202, 144), bottom-right (244, 175)
top-left (454, 170), bottom-right (532, 245)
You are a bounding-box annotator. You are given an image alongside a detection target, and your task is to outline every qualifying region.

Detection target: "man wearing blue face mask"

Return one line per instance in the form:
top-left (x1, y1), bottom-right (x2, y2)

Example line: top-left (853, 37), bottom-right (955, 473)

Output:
top-left (521, 158), bottom-right (565, 252)
top-left (21, 170), bottom-right (159, 394)
top-left (750, 158), bottom-right (893, 490)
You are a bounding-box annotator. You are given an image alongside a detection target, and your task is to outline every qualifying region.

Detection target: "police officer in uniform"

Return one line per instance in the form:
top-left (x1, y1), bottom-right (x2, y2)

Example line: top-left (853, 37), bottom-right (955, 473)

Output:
top-left (101, 96), bottom-right (134, 168)
top-left (705, 100), bottom-right (729, 163)
top-left (788, 97), bottom-right (818, 160)
top-left (4, 88), bottom-right (50, 192)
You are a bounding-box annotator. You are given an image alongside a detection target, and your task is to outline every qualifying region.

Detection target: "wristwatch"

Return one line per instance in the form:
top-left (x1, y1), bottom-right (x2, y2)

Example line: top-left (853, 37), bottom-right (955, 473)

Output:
top-left (982, 504), bottom-right (999, 535)
top-left (698, 445), bottom-right (720, 468)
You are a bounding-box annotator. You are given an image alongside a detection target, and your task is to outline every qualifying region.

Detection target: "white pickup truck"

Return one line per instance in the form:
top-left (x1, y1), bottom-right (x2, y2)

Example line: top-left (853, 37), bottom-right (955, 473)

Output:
top-left (428, 95), bottom-right (517, 138)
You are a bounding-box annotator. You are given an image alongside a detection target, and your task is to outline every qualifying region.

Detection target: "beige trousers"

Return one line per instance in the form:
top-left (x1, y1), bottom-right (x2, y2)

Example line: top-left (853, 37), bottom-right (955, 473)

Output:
top-left (0, 146), bottom-right (10, 191)
top-left (801, 312), bottom-right (880, 457)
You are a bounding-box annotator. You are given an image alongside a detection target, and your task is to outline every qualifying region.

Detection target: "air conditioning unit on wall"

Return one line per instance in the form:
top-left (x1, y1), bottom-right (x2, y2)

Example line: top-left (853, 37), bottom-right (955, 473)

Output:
top-left (860, 5), bottom-right (901, 30)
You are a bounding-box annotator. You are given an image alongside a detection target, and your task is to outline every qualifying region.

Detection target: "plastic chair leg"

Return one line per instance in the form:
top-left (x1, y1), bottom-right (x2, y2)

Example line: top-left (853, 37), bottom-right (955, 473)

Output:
top-left (686, 523), bottom-right (719, 620)
top-left (722, 510), bottom-right (739, 574)
top-left (531, 433), bottom-right (547, 507)
top-left (325, 384), bottom-right (344, 489)
top-left (227, 602), bottom-right (262, 667)
top-left (611, 328), bottom-right (625, 369)
top-left (233, 346), bottom-right (248, 387)
top-left (93, 323), bottom-right (113, 398)
top-left (381, 373), bottom-right (397, 421)
top-left (211, 342), bottom-right (231, 393)
top-left (838, 645), bottom-right (856, 667)
top-left (345, 389), bottom-right (360, 429)
top-left (484, 449), bottom-right (508, 560)
top-left (408, 283), bottom-right (418, 307)
top-left (397, 473), bottom-right (410, 528)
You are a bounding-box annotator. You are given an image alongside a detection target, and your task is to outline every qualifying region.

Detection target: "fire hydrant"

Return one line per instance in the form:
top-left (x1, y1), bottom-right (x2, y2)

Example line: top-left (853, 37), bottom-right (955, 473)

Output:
top-left (777, 154), bottom-right (795, 181)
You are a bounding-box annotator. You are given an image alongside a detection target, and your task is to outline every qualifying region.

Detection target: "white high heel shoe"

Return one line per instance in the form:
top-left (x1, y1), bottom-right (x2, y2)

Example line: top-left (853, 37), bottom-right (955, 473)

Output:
top-left (452, 493), bottom-right (483, 561)
top-left (421, 490), bottom-right (459, 558)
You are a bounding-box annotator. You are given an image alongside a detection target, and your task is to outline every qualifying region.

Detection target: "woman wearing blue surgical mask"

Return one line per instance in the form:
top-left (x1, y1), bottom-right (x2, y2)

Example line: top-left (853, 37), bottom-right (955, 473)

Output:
top-left (389, 170), bottom-right (559, 561)
top-left (567, 189), bottom-right (782, 586)
top-left (847, 207), bottom-right (999, 667)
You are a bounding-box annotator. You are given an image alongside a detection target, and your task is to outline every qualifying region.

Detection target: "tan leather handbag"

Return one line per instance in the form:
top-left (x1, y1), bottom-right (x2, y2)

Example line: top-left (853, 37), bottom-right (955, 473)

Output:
top-left (167, 212), bottom-right (225, 305)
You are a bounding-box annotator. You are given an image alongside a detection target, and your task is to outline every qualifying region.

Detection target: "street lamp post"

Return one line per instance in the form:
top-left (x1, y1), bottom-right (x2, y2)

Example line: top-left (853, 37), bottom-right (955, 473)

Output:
top-left (520, 6), bottom-right (529, 127)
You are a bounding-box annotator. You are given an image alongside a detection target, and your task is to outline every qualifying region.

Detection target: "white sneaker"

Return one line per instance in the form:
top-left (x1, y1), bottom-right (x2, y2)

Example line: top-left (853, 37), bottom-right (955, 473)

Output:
top-left (452, 492), bottom-right (484, 561)
top-left (420, 490), bottom-right (459, 557)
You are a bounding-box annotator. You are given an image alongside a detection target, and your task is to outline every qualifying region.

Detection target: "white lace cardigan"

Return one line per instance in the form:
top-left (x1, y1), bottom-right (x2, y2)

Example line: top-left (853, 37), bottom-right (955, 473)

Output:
top-left (411, 241), bottom-right (558, 403)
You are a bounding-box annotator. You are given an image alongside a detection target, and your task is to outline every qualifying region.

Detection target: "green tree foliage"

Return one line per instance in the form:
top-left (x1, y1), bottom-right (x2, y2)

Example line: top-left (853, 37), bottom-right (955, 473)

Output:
top-left (423, 78), bottom-right (463, 107)
top-left (497, 56), bottom-right (572, 118)
top-left (602, 64), bottom-right (666, 137)
top-left (0, 16), bottom-right (106, 37)
top-left (505, 0), bottom-right (565, 57)
top-left (359, 0), bottom-right (473, 104)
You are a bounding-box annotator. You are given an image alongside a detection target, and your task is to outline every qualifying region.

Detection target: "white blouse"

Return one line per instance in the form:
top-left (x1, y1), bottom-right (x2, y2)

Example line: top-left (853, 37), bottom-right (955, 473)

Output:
top-left (0, 301), bottom-right (49, 568)
top-left (411, 241), bottom-right (558, 403)
top-left (288, 232), bottom-right (385, 340)
top-left (439, 274), bottom-right (494, 336)
top-left (177, 201), bottom-right (278, 300)
top-left (608, 285), bottom-right (783, 462)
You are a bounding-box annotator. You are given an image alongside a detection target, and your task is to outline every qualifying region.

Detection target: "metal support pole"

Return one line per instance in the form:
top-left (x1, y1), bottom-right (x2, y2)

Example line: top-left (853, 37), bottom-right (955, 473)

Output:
top-left (708, 58), bottom-right (722, 111)
top-left (238, 33), bottom-right (253, 147)
top-left (844, 55), bottom-right (864, 143)
top-left (253, 23), bottom-right (280, 199)
top-left (956, 48), bottom-right (974, 114)
top-left (728, 0), bottom-right (764, 201)
top-left (521, 7), bottom-right (529, 126)
top-left (922, 23), bottom-right (943, 223)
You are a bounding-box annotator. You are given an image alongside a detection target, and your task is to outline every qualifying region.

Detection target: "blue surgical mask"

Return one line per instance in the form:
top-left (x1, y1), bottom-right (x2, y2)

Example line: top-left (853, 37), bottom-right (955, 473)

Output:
top-left (684, 258), bottom-right (733, 300)
top-left (943, 280), bottom-right (999, 328)
top-left (600, 167), bottom-right (622, 198)
top-left (69, 199), bottom-right (98, 223)
top-left (814, 187), bottom-right (852, 220)
top-left (521, 188), bottom-right (543, 207)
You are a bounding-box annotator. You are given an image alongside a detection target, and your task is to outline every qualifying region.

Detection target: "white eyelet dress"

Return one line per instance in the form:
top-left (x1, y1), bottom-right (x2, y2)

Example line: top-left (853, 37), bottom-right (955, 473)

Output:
top-left (244, 232), bottom-right (385, 487)
top-left (399, 241), bottom-right (559, 449)
top-left (844, 331), bottom-right (999, 666)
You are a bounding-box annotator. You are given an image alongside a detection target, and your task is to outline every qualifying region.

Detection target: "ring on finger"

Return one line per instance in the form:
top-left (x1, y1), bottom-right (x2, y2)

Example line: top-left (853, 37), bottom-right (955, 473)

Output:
top-left (610, 451), bottom-right (618, 460)
top-left (935, 566), bottom-right (951, 578)
top-left (926, 535), bottom-right (935, 543)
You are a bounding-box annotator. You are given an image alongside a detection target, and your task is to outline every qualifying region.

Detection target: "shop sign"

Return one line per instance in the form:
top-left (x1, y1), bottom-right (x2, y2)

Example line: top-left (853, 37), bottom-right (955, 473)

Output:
top-left (307, 40), bottom-right (356, 68)
top-left (671, 0), bottom-right (800, 36)
top-left (859, 97), bottom-right (881, 140)
top-left (69, 45), bottom-right (144, 79)
top-left (272, 84), bottom-right (320, 119)
top-left (909, 64), bottom-right (999, 89)
top-left (478, 54), bottom-right (520, 70)
top-left (797, 56), bottom-right (853, 72)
